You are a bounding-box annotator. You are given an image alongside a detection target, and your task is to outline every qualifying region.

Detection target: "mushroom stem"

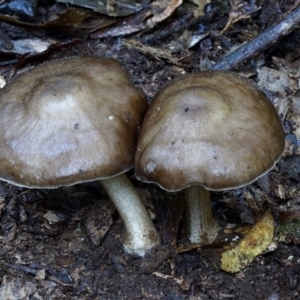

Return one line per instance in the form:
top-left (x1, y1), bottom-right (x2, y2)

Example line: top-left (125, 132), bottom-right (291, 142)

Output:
top-left (184, 185), bottom-right (220, 244)
top-left (100, 174), bottom-right (161, 256)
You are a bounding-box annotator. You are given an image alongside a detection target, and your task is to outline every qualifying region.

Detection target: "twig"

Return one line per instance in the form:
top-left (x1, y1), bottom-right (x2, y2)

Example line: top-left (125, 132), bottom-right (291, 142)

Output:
top-left (212, 5), bottom-right (300, 71)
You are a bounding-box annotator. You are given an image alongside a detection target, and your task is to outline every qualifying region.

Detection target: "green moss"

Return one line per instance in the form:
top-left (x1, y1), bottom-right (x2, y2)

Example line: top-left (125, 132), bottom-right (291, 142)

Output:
top-left (275, 220), bottom-right (300, 244)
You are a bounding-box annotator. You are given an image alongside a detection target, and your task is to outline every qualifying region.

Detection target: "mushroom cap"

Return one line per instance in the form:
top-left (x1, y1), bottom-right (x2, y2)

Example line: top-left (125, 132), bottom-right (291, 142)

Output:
top-left (0, 56), bottom-right (147, 188)
top-left (134, 71), bottom-right (285, 192)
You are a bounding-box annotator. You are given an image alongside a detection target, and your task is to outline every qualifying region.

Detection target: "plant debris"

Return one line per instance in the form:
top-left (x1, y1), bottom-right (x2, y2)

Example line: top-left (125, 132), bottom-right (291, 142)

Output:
top-left (221, 209), bottom-right (274, 273)
top-left (0, 0), bottom-right (300, 299)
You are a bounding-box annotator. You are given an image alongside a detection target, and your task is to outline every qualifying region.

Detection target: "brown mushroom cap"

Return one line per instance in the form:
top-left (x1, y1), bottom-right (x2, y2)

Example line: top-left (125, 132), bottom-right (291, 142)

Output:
top-left (0, 56), bottom-right (147, 188)
top-left (135, 71), bottom-right (285, 191)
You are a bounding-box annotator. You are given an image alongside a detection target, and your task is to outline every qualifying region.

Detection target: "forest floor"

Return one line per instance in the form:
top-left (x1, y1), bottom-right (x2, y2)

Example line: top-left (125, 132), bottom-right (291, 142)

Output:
top-left (0, 0), bottom-right (300, 299)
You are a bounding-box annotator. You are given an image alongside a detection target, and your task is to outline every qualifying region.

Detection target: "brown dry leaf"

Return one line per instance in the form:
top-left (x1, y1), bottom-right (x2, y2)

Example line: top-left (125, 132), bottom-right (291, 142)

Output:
top-left (55, 254), bottom-right (76, 267)
top-left (123, 38), bottom-right (187, 65)
top-left (186, 0), bottom-right (211, 17)
top-left (272, 56), bottom-right (299, 75)
top-left (0, 276), bottom-right (37, 299)
top-left (147, 0), bottom-right (183, 27)
top-left (187, 0), bottom-right (210, 7)
top-left (176, 243), bottom-right (201, 253)
top-left (48, 7), bottom-right (116, 30)
top-left (90, 9), bottom-right (152, 38)
top-left (48, 7), bottom-right (98, 27)
top-left (152, 272), bottom-right (183, 285)
top-left (57, 0), bottom-right (143, 16)
top-left (34, 269), bottom-right (46, 281)
top-left (4, 38), bottom-right (54, 55)
top-left (257, 67), bottom-right (290, 94)
top-left (0, 197), bottom-right (6, 216)
top-left (90, 0), bottom-right (184, 38)
top-left (220, 208), bottom-right (274, 273)
top-left (0, 7), bottom-right (114, 31)
top-left (85, 200), bottom-right (115, 246)
top-left (221, 0), bottom-right (261, 34)
top-left (243, 190), bottom-right (260, 212)
top-left (44, 210), bottom-right (67, 225)
top-left (277, 209), bottom-right (300, 224)
top-left (272, 57), bottom-right (300, 92)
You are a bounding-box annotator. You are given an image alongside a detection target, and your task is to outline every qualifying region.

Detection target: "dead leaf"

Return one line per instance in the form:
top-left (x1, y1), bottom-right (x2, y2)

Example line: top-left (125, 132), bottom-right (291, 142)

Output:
top-left (0, 197), bottom-right (6, 216)
top-left (221, 0), bottom-right (261, 34)
top-left (0, 7), bottom-right (113, 32)
top-left (85, 200), bottom-right (115, 246)
top-left (58, 0), bottom-right (143, 16)
top-left (0, 276), bottom-right (37, 299)
top-left (220, 209), bottom-right (274, 273)
top-left (257, 67), bottom-right (290, 94)
top-left (185, 0), bottom-right (211, 18)
top-left (147, 0), bottom-right (183, 28)
top-left (122, 38), bottom-right (187, 65)
top-left (277, 209), bottom-right (300, 224)
top-left (90, 9), bottom-right (151, 38)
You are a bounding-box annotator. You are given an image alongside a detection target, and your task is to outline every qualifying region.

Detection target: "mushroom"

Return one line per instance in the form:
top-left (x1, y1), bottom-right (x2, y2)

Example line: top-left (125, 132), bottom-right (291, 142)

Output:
top-left (134, 71), bottom-right (285, 244)
top-left (0, 55), bottom-right (160, 256)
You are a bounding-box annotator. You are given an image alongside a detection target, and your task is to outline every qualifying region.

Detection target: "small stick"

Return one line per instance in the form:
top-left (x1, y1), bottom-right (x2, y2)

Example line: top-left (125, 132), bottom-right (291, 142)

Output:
top-left (212, 5), bottom-right (300, 71)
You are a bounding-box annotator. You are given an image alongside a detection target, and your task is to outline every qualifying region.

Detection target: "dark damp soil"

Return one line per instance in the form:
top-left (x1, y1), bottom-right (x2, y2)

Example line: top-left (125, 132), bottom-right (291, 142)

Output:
top-left (0, 1), bottom-right (299, 299)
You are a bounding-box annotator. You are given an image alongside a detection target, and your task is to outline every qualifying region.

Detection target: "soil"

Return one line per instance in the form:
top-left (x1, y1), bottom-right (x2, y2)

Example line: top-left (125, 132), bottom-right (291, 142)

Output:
top-left (0, 1), bottom-right (300, 299)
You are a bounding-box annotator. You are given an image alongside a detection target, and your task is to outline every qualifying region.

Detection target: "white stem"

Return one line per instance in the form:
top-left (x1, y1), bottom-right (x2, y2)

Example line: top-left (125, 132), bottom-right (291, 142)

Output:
top-left (100, 174), bottom-right (160, 256)
top-left (185, 185), bottom-right (220, 244)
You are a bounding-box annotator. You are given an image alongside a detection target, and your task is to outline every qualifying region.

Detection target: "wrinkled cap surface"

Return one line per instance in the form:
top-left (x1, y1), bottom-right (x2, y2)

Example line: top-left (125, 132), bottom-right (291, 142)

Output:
top-left (0, 56), bottom-right (147, 188)
top-left (135, 71), bottom-right (285, 191)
